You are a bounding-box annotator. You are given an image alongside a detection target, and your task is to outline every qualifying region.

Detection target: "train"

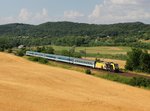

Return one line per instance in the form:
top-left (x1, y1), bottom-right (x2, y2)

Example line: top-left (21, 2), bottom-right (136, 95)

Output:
top-left (26, 51), bottom-right (119, 72)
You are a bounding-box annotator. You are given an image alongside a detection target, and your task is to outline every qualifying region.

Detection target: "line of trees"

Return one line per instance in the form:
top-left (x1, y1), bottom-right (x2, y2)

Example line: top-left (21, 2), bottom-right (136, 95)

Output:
top-left (125, 48), bottom-right (150, 73)
top-left (1, 36), bottom-right (150, 51)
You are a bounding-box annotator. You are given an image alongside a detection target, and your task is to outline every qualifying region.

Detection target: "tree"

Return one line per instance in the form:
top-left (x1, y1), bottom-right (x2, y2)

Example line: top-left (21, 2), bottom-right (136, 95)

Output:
top-left (125, 48), bottom-right (142, 70)
top-left (36, 46), bottom-right (54, 54)
top-left (45, 46), bottom-right (54, 54)
top-left (61, 50), bottom-right (69, 56)
top-left (125, 48), bottom-right (150, 73)
top-left (140, 50), bottom-right (150, 72)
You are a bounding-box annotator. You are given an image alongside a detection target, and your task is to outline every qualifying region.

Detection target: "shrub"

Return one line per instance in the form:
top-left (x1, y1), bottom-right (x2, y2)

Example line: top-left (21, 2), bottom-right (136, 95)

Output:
top-left (16, 48), bottom-right (27, 56)
top-left (16, 50), bottom-right (25, 56)
top-left (0, 47), bottom-right (4, 52)
top-left (38, 58), bottom-right (48, 64)
top-left (129, 77), bottom-right (150, 87)
top-left (28, 57), bottom-right (39, 62)
top-left (85, 69), bottom-right (91, 74)
top-left (28, 57), bottom-right (48, 64)
top-left (7, 48), bottom-right (12, 53)
top-left (101, 74), bottom-right (130, 84)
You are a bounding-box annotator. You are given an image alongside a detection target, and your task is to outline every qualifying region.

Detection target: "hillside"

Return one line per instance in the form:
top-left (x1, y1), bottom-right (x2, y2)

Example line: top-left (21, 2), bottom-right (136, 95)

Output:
top-left (0, 21), bottom-right (150, 37)
top-left (0, 21), bottom-right (150, 49)
top-left (0, 52), bottom-right (150, 111)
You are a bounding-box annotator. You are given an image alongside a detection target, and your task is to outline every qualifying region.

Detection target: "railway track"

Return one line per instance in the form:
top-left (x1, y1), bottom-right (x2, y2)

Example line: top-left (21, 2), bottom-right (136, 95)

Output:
top-left (47, 59), bottom-right (150, 79)
top-left (86, 66), bottom-right (150, 79)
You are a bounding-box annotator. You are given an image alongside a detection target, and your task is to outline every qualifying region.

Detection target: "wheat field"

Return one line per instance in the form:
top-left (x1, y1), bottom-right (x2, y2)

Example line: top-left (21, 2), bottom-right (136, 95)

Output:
top-left (0, 52), bottom-right (150, 111)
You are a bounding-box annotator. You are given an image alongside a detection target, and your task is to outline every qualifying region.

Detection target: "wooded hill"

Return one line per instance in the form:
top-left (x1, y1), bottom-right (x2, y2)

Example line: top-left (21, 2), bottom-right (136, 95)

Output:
top-left (0, 21), bottom-right (150, 38)
top-left (0, 21), bottom-right (150, 48)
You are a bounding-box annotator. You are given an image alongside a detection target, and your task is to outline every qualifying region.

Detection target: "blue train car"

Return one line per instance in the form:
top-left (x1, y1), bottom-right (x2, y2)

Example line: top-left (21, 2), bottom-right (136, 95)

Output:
top-left (26, 51), bottom-right (95, 68)
top-left (73, 58), bottom-right (95, 68)
top-left (26, 51), bottom-right (74, 63)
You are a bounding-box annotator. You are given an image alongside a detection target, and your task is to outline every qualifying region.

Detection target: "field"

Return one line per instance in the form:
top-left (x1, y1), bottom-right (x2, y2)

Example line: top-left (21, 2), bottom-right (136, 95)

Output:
top-left (52, 46), bottom-right (128, 68)
top-left (52, 46), bottom-right (131, 55)
top-left (51, 46), bottom-right (150, 69)
top-left (0, 52), bottom-right (150, 111)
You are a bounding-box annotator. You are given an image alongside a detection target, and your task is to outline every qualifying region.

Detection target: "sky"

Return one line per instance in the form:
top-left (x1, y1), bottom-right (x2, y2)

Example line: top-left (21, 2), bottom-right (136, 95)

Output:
top-left (0, 0), bottom-right (150, 25)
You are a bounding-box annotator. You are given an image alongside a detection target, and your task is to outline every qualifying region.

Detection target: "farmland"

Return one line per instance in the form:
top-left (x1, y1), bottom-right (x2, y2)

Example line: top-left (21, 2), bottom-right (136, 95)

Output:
top-left (53, 46), bottom-right (131, 55)
top-left (0, 52), bottom-right (150, 111)
top-left (29, 45), bottom-right (150, 69)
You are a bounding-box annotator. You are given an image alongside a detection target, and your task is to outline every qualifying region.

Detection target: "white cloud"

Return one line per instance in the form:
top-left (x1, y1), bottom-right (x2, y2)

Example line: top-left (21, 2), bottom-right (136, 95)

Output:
top-left (0, 16), bottom-right (17, 24)
top-left (88, 0), bottom-right (150, 24)
top-left (64, 10), bottom-right (84, 19)
top-left (34, 8), bottom-right (49, 19)
top-left (0, 8), bottom-right (50, 24)
top-left (110, 0), bottom-right (137, 5)
top-left (33, 8), bottom-right (49, 23)
top-left (0, 1), bottom-right (150, 25)
top-left (18, 8), bottom-right (31, 21)
top-left (88, 5), bottom-right (102, 19)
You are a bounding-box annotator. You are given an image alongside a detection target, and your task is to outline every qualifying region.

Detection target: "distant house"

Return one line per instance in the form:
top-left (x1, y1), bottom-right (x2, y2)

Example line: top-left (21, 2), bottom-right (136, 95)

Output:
top-left (18, 45), bottom-right (25, 49)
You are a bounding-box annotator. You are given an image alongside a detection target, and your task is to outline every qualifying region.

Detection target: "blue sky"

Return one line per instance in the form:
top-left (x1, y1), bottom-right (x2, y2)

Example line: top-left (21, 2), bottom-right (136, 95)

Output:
top-left (0, 0), bottom-right (150, 24)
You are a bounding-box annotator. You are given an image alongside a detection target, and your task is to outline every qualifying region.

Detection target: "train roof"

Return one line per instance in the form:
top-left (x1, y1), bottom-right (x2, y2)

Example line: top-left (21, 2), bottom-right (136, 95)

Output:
top-left (26, 51), bottom-right (95, 63)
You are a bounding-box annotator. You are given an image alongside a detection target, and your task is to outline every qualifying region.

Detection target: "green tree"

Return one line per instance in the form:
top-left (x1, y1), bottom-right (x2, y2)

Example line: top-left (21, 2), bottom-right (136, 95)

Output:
top-left (61, 50), bottom-right (69, 56)
top-left (44, 46), bottom-right (54, 54)
top-left (125, 48), bottom-right (142, 70)
top-left (140, 50), bottom-right (150, 72)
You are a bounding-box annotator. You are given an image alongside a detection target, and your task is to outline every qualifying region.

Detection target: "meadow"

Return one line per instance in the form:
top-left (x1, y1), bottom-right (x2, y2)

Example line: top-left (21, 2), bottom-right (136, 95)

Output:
top-left (51, 46), bottom-right (150, 69)
top-left (52, 46), bottom-right (131, 55)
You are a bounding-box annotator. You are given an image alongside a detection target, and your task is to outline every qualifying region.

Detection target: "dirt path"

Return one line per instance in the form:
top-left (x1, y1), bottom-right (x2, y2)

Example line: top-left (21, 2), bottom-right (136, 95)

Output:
top-left (0, 52), bottom-right (150, 111)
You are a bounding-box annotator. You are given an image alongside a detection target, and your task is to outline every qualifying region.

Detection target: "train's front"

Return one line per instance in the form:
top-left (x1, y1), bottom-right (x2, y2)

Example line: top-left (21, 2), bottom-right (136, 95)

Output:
top-left (113, 63), bottom-right (119, 72)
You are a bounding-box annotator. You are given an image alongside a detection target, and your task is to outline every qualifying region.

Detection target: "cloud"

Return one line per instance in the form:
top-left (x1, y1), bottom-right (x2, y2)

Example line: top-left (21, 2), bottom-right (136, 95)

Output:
top-left (0, 8), bottom-right (50, 25)
top-left (64, 10), bottom-right (84, 19)
top-left (110, 0), bottom-right (138, 5)
top-left (34, 8), bottom-right (49, 20)
top-left (88, 0), bottom-right (150, 24)
top-left (88, 5), bottom-right (102, 19)
top-left (33, 8), bottom-right (49, 23)
top-left (18, 8), bottom-right (31, 21)
top-left (1, 1), bottom-right (150, 25)
top-left (0, 16), bottom-right (17, 24)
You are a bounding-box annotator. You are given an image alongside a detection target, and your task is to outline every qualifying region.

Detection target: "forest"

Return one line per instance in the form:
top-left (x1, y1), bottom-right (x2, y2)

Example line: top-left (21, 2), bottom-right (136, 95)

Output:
top-left (0, 21), bottom-right (150, 49)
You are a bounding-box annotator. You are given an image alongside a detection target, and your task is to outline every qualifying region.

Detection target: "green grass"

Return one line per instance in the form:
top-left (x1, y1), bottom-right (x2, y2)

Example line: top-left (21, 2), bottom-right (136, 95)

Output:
top-left (98, 74), bottom-right (131, 84)
top-left (86, 53), bottom-right (127, 60)
top-left (27, 56), bottom-right (86, 73)
top-left (52, 46), bottom-right (130, 60)
top-left (52, 46), bottom-right (131, 55)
